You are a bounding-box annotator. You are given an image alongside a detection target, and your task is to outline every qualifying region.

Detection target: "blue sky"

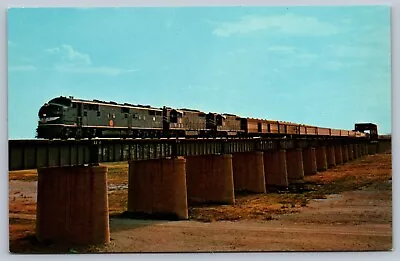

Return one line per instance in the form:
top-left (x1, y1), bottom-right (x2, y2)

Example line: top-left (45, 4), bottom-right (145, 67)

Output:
top-left (7, 6), bottom-right (391, 139)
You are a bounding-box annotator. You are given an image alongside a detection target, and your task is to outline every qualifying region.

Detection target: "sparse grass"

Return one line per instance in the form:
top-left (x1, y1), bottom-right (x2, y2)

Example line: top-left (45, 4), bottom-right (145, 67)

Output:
top-left (189, 152), bottom-right (392, 222)
top-left (103, 162), bottom-right (129, 185)
top-left (9, 170), bottom-right (38, 182)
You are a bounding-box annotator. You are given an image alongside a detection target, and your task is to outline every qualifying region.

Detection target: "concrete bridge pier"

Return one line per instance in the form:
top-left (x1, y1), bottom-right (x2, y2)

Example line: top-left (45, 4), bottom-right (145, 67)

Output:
top-left (364, 143), bottom-right (369, 156)
top-left (342, 145), bottom-right (349, 163)
top-left (232, 152), bottom-right (266, 193)
top-left (359, 143), bottom-right (365, 156)
top-left (377, 141), bottom-right (391, 153)
top-left (286, 148), bottom-right (304, 185)
top-left (36, 166), bottom-right (110, 246)
top-left (127, 157), bottom-right (188, 219)
top-left (363, 143), bottom-right (369, 155)
top-left (327, 146), bottom-right (336, 167)
top-left (302, 147), bottom-right (317, 175)
top-left (353, 144), bottom-right (359, 159)
top-left (334, 145), bottom-right (343, 165)
top-left (368, 143), bottom-right (377, 155)
top-left (263, 149), bottom-right (288, 191)
top-left (186, 154), bottom-right (235, 205)
top-left (315, 146), bottom-right (328, 171)
top-left (348, 144), bottom-right (354, 161)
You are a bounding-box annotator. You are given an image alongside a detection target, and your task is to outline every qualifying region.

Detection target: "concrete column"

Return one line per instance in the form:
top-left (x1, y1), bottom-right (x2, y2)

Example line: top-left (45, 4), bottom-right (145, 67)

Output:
top-left (361, 143), bottom-right (366, 156)
top-left (302, 147), bottom-right (317, 175)
top-left (186, 154), bottom-right (234, 205)
top-left (353, 144), bottom-right (359, 159)
top-left (368, 143), bottom-right (377, 155)
top-left (342, 145), bottom-right (349, 163)
top-left (327, 146), bottom-right (336, 167)
top-left (36, 166), bottom-right (110, 246)
top-left (263, 149), bottom-right (288, 191)
top-left (378, 141), bottom-right (391, 153)
top-left (232, 152), bottom-right (266, 193)
top-left (348, 144), bottom-right (354, 161)
top-left (357, 144), bottom-right (362, 157)
top-left (316, 146), bottom-right (328, 171)
top-left (335, 145), bottom-right (343, 165)
top-left (363, 143), bottom-right (368, 156)
top-left (286, 148), bottom-right (304, 184)
top-left (128, 157), bottom-right (188, 219)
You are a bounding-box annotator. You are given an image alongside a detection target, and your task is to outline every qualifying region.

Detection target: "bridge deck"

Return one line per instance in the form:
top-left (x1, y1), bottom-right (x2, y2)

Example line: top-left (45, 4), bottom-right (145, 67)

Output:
top-left (8, 136), bottom-right (374, 171)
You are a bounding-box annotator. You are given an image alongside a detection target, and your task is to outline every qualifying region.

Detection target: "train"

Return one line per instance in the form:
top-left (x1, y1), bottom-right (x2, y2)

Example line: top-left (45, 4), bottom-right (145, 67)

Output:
top-left (36, 96), bottom-right (377, 140)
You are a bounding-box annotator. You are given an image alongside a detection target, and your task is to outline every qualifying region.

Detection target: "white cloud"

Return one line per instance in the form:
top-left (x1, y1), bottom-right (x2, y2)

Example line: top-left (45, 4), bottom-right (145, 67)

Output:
top-left (46, 44), bottom-right (91, 65)
top-left (45, 44), bottom-right (138, 76)
top-left (212, 14), bottom-right (339, 37)
top-left (8, 65), bottom-right (37, 72)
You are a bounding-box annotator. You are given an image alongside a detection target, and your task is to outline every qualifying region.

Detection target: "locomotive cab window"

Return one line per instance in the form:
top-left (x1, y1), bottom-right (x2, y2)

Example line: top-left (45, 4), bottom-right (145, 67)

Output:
top-left (49, 97), bottom-right (72, 107)
top-left (170, 110), bottom-right (183, 123)
top-left (216, 115), bottom-right (226, 126)
top-left (121, 107), bottom-right (130, 113)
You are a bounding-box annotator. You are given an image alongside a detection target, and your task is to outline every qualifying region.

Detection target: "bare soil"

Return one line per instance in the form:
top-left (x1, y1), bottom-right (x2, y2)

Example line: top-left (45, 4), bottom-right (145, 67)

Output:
top-left (8, 151), bottom-right (392, 253)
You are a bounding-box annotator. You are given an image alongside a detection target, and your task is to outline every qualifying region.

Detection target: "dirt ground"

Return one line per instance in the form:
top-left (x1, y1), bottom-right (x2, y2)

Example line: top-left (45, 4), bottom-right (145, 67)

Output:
top-left (8, 151), bottom-right (392, 253)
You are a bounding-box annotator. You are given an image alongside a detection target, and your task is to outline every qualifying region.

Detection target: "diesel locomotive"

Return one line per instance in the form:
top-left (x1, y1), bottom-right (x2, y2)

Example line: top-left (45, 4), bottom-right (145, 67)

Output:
top-left (36, 96), bottom-right (375, 140)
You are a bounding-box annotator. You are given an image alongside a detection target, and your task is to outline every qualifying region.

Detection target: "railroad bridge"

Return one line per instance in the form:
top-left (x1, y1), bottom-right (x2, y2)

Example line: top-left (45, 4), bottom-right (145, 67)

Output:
top-left (9, 136), bottom-right (391, 246)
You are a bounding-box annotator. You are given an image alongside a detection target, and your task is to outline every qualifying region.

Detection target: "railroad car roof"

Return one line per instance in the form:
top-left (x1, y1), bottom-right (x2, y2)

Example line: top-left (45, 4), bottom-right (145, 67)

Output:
top-left (65, 97), bottom-right (163, 111)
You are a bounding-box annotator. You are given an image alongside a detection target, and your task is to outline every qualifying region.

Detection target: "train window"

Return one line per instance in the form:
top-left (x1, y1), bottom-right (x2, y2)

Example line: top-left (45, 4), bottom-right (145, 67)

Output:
top-left (170, 114), bottom-right (177, 123)
top-left (97, 111), bottom-right (101, 117)
top-left (83, 104), bottom-right (89, 110)
top-left (216, 116), bottom-right (224, 126)
top-left (121, 107), bottom-right (130, 113)
top-left (149, 110), bottom-right (156, 116)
